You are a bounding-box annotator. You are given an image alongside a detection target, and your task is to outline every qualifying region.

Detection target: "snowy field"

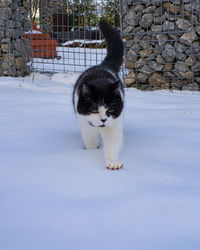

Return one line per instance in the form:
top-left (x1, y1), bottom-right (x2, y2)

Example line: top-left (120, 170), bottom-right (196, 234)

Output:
top-left (0, 73), bottom-right (200, 250)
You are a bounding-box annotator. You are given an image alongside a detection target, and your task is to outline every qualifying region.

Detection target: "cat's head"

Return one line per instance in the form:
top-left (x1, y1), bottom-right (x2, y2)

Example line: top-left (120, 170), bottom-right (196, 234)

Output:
top-left (77, 79), bottom-right (123, 127)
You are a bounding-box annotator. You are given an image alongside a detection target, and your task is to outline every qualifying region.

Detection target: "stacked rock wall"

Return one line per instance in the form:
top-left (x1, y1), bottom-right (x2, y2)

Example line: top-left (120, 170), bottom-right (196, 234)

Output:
top-left (0, 0), bottom-right (32, 76)
top-left (123, 0), bottom-right (200, 90)
top-left (39, 0), bottom-right (67, 33)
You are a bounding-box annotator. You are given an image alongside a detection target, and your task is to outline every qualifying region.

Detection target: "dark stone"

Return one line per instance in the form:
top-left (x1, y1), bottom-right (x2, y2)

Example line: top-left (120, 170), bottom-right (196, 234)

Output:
top-left (140, 13), bottom-right (153, 28)
top-left (192, 62), bottom-right (200, 73)
top-left (182, 83), bottom-right (199, 91)
top-left (156, 34), bottom-right (168, 47)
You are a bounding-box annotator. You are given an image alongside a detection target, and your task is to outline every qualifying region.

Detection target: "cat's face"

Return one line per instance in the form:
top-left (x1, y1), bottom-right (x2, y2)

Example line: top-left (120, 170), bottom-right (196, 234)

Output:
top-left (77, 80), bottom-right (123, 127)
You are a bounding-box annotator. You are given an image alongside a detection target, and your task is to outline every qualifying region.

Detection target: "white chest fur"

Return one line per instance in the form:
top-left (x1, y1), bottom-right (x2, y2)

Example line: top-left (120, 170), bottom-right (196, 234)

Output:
top-left (76, 109), bottom-right (123, 170)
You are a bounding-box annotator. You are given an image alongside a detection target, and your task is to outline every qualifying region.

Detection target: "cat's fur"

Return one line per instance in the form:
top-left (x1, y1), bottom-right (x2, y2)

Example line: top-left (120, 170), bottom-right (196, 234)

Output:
top-left (73, 20), bottom-right (124, 170)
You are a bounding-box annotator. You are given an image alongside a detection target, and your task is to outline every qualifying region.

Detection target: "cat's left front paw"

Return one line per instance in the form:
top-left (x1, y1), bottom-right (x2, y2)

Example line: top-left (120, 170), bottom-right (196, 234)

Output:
top-left (106, 160), bottom-right (124, 170)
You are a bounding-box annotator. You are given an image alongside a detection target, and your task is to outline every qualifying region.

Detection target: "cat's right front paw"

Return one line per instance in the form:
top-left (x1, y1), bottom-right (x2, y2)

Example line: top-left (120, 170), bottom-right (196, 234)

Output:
top-left (106, 159), bottom-right (124, 170)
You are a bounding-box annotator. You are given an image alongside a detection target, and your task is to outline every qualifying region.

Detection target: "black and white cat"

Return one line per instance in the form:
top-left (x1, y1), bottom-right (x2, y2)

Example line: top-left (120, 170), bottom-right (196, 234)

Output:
top-left (73, 20), bottom-right (124, 170)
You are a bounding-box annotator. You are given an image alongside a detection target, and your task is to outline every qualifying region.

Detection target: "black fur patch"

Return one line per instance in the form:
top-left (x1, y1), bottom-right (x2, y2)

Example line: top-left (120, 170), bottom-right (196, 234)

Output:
top-left (73, 20), bottom-right (124, 119)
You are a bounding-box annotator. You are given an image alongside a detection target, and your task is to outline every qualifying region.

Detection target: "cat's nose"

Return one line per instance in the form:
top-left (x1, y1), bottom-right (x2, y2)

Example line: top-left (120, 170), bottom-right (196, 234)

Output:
top-left (101, 119), bottom-right (107, 123)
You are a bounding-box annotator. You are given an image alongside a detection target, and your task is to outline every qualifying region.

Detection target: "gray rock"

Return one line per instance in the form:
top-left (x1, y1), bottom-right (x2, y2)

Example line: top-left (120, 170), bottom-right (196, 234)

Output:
top-left (163, 2), bottom-right (180, 14)
top-left (182, 83), bottom-right (199, 91)
top-left (156, 55), bottom-right (165, 64)
top-left (141, 65), bottom-right (154, 75)
top-left (184, 2), bottom-right (200, 12)
top-left (154, 45), bottom-right (163, 56)
top-left (0, 30), bottom-right (5, 38)
top-left (196, 77), bottom-right (200, 84)
top-left (125, 7), bottom-right (137, 26)
top-left (171, 80), bottom-right (186, 90)
top-left (151, 25), bottom-right (162, 33)
top-left (142, 6), bottom-right (156, 13)
top-left (125, 40), bottom-right (134, 48)
top-left (162, 44), bottom-right (176, 62)
top-left (127, 49), bottom-right (138, 63)
top-left (176, 53), bottom-right (186, 61)
top-left (149, 61), bottom-right (163, 71)
top-left (154, 7), bottom-right (163, 17)
top-left (15, 57), bottom-right (25, 70)
top-left (1, 38), bottom-right (10, 44)
top-left (149, 73), bottom-right (167, 86)
top-left (123, 26), bottom-right (133, 35)
top-left (139, 36), bottom-right (150, 49)
top-left (124, 71), bottom-right (136, 87)
top-left (151, 0), bottom-right (163, 6)
top-left (147, 54), bottom-right (156, 61)
top-left (174, 42), bottom-right (187, 54)
top-left (1, 44), bottom-right (9, 52)
top-left (163, 20), bottom-right (175, 31)
top-left (168, 33), bottom-right (176, 40)
top-left (165, 72), bottom-right (175, 78)
top-left (140, 13), bottom-right (153, 28)
top-left (192, 62), bottom-right (200, 73)
top-left (179, 29), bottom-right (198, 45)
top-left (154, 16), bottom-right (165, 24)
top-left (2, 60), bottom-right (9, 71)
top-left (175, 61), bottom-right (190, 73)
top-left (133, 5), bottom-right (144, 13)
top-left (135, 58), bottom-right (146, 69)
top-left (185, 56), bottom-right (197, 67)
top-left (191, 42), bottom-right (200, 53)
top-left (139, 47), bottom-right (153, 57)
top-left (156, 34), bottom-right (168, 47)
top-left (195, 53), bottom-right (200, 60)
top-left (3, 53), bottom-right (14, 65)
top-left (168, 0), bottom-right (181, 5)
top-left (137, 73), bottom-right (148, 83)
top-left (0, 19), bottom-right (5, 27)
top-left (134, 31), bottom-right (146, 43)
top-left (196, 25), bottom-right (200, 36)
top-left (130, 44), bottom-right (141, 53)
top-left (9, 66), bottom-right (17, 77)
top-left (15, 39), bottom-right (24, 52)
top-left (176, 19), bottom-right (191, 30)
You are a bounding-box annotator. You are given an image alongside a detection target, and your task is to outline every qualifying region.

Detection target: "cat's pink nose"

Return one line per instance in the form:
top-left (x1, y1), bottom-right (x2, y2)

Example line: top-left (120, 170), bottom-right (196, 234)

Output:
top-left (101, 119), bottom-right (107, 123)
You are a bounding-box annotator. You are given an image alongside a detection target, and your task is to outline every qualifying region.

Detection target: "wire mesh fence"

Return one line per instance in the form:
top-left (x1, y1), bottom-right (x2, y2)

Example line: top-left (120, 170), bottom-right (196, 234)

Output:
top-left (0, 0), bottom-right (200, 91)
top-left (28, 0), bottom-right (123, 74)
top-left (123, 0), bottom-right (200, 90)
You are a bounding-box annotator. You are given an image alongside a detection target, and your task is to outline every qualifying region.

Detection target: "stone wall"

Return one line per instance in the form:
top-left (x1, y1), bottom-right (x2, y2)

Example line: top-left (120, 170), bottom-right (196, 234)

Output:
top-left (39, 0), bottom-right (67, 33)
top-left (0, 0), bottom-right (32, 76)
top-left (123, 0), bottom-right (200, 90)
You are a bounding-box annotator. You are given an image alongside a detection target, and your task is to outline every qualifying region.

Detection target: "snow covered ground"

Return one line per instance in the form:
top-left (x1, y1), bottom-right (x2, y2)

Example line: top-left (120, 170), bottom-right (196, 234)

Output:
top-left (0, 73), bottom-right (200, 250)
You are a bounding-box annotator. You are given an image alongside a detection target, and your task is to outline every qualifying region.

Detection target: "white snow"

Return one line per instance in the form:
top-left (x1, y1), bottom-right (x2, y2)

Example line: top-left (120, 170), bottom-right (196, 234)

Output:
top-left (0, 73), bottom-right (200, 250)
top-left (25, 30), bottom-right (42, 34)
top-left (62, 39), bottom-right (105, 46)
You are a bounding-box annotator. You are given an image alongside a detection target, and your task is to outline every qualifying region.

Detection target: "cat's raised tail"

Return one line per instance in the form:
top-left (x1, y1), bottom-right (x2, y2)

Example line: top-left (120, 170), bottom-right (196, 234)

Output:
top-left (99, 20), bottom-right (124, 73)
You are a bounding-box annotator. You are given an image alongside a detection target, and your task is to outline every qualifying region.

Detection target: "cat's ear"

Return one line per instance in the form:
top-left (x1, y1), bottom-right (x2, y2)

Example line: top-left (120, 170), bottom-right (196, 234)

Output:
top-left (81, 83), bottom-right (91, 95)
top-left (110, 80), bottom-right (121, 90)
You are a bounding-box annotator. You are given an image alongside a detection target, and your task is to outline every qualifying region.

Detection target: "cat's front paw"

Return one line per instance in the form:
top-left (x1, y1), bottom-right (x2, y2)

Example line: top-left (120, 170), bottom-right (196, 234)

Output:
top-left (106, 160), bottom-right (124, 170)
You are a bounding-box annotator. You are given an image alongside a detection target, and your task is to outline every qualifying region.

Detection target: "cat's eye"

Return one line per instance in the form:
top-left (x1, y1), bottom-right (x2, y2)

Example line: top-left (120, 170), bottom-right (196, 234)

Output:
top-left (108, 109), bottom-right (114, 113)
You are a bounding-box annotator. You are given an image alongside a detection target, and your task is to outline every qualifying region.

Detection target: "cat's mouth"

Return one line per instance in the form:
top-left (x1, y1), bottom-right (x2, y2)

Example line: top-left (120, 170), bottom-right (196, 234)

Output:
top-left (88, 121), bottom-right (105, 128)
top-left (88, 121), bottom-right (95, 127)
